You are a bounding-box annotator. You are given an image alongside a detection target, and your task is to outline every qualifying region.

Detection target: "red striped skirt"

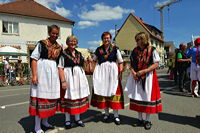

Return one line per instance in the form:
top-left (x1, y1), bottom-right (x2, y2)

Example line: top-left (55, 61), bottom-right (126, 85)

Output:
top-left (130, 71), bottom-right (162, 114)
top-left (29, 97), bottom-right (59, 118)
top-left (91, 80), bottom-right (124, 110)
top-left (59, 89), bottom-right (89, 115)
top-left (59, 97), bottom-right (89, 115)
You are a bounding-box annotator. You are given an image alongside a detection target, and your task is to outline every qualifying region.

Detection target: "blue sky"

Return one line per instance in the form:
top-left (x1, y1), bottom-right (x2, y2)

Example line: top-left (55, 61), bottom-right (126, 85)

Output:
top-left (1, 0), bottom-right (200, 49)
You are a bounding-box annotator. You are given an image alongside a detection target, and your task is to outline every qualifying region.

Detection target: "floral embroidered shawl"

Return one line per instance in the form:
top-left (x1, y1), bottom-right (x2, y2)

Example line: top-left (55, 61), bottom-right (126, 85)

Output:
top-left (41, 39), bottom-right (62, 60)
top-left (130, 46), bottom-right (154, 90)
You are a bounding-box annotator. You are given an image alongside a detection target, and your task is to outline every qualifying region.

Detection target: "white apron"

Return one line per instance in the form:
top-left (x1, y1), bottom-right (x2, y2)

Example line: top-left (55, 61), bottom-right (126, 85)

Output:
top-left (93, 62), bottom-right (118, 96)
top-left (64, 66), bottom-right (90, 100)
top-left (30, 59), bottom-right (60, 99)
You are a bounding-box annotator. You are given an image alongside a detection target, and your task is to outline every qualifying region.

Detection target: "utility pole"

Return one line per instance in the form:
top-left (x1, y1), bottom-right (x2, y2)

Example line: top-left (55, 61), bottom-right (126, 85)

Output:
top-left (113, 24), bottom-right (117, 43)
top-left (155, 0), bottom-right (181, 38)
top-left (115, 24), bottom-right (117, 37)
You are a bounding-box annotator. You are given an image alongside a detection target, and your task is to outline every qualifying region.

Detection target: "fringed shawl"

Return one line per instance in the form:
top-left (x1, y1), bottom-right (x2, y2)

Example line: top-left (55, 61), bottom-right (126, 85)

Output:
top-left (130, 46), bottom-right (155, 90)
top-left (40, 39), bottom-right (62, 60)
top-left (95, 44), bottom-right (118, 65)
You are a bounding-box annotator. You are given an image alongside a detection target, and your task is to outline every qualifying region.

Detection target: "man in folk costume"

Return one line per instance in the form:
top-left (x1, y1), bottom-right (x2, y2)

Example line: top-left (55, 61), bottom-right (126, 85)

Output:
top-left (58, 35), bottom-right (90, 129)
top-left (29, 25), bottom-right (62, 133)
top-left (125, 32), bottom-right (162, 130)
top-left (90, 32), bottom-right (124, 125)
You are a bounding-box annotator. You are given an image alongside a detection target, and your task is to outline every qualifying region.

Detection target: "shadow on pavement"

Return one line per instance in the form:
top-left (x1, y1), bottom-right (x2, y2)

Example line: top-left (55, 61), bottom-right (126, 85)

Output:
top-left (159, 112), bottom-right (200, 129)
top-left (158, 75), bottom-right (170, 79)
top-left (162, 91), bottom-right (192, 98)
top-left (51, 109), bottom-right (137, 127)
top-left (158, 80), bottom-right (178, 88)
top-left (83, 110), bottom-right (137, 126)
top-left (18, 116), bottom-right (34, 133)
top-left (120, 115), bottom-right (138, 126)
top-left (158, 79), bottom-right (192, 98)
top-left (18, 109), bottom-right (137, 132)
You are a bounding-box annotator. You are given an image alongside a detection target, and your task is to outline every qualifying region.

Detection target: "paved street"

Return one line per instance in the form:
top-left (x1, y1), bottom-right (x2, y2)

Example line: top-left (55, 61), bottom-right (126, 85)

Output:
top-left (0, 68), bottom-right (199, 133)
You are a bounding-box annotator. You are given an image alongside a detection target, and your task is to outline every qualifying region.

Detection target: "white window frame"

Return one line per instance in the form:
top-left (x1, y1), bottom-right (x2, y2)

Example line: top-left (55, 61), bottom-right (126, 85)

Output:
top-left (2, 21), bottom-right (19, 35)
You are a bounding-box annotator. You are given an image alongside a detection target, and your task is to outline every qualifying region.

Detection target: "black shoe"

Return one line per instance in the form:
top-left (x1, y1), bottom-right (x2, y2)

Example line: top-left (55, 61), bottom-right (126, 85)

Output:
top-left (65, 121), bottom-right (72, 129)
top-left (75, 120), bottom-right (85, 127)
top-left (103, 114), bottom-right (110, 122)
top-left (41, 123), bottom-right (55, 130)
top-left (144, 121), bottom-right (152, 130)
top-left (114, 117), bottom-right (120, 125)
top-left (133, 119), bottom-right (144, 127)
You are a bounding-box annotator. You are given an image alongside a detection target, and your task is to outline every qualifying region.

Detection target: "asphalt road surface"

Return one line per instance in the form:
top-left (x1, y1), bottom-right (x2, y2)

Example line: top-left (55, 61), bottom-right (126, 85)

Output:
top-left (0, 68), bottom-right (199, 133)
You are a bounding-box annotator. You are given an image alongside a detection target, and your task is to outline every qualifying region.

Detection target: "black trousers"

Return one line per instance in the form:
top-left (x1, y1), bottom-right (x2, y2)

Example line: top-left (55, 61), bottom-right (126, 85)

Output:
top-left (173, 67), bottom-right (178, 84)
top-left (178, 69), bottom-right (187, 90)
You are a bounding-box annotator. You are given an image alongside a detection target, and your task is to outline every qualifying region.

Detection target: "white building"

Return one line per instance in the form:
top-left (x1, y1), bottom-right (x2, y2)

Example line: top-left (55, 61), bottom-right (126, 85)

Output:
top-left (0, 0), bottom-right (74, 63)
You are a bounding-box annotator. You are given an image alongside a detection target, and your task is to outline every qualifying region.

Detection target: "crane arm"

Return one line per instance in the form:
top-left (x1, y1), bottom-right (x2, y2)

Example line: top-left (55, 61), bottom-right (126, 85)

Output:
top-left (155, 0), bottom-right (181, 9)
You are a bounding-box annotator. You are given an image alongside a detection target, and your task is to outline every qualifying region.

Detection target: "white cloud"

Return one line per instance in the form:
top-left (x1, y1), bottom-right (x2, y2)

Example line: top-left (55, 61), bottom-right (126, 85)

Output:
top-left (109, 29), bottom-right (115, 35)
top-left (109, 29), bottom-right (119, 38)
top-left (0, 0), bottom-right (11, 4)
top-left (55, 7), bottom-right (71, 17)
top-left (109, 29), bottom-right (115, 38)
top-left (87, 40), bottom-right (102, 45)
top-left (78, 21), bottom-right (98, 29)
top-left (0, 0), bottom-right (71, 17)
top-left (78, 3), bottom-right (134, 21)
top-left (35, 0), bottom-right (60, 9)
top-left (35, 0), bottom-right (71, 17)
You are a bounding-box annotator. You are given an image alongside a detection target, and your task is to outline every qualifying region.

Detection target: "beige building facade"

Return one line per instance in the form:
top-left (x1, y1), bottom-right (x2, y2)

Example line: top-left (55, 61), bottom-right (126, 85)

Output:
top-left (115, 13), bottom-right (165, 63)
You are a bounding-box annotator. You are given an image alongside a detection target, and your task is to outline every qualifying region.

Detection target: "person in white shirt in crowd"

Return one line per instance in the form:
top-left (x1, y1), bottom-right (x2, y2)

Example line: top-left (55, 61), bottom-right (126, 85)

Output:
top-left (8, 62), bottom-right (15, 83)
top-left (3, 57), bottom-right (10, 85)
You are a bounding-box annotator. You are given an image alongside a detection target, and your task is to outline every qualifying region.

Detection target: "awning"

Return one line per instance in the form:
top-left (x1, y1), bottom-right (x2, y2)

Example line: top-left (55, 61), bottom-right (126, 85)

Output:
top-left (0, 46), bottom-right (29, 56)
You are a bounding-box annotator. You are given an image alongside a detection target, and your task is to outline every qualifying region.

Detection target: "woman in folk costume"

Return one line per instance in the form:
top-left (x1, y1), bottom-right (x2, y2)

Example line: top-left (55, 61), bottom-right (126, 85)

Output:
top-left (29, 25), bottom-right (62, 133)
top-left (58, 35), bottom-right (90, 129)
top-left (125, 32), bottom-right (162, 130)
top-left (90, 32), bottom-right (124, 125)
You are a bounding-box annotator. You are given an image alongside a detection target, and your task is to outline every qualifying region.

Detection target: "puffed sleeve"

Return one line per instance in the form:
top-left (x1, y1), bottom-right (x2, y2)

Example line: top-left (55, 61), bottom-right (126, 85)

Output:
top-left (93, 48), bottom-right (98, 61)
top-left (116, 49), bottom-right (123, 63)
top-left (58, 56), bottom-right (65, 68)
top-left (30, 42), bottom-right (41, 60)
top-left (153, 49), bottom-right (160, 63)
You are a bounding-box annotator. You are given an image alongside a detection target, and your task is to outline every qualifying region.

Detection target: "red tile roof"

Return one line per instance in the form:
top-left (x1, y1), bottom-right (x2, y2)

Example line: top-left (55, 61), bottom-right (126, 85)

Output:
top-left (115, 13), bottom-right (164, 42)
top-left (0, 0), bottom-right (74, 24)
